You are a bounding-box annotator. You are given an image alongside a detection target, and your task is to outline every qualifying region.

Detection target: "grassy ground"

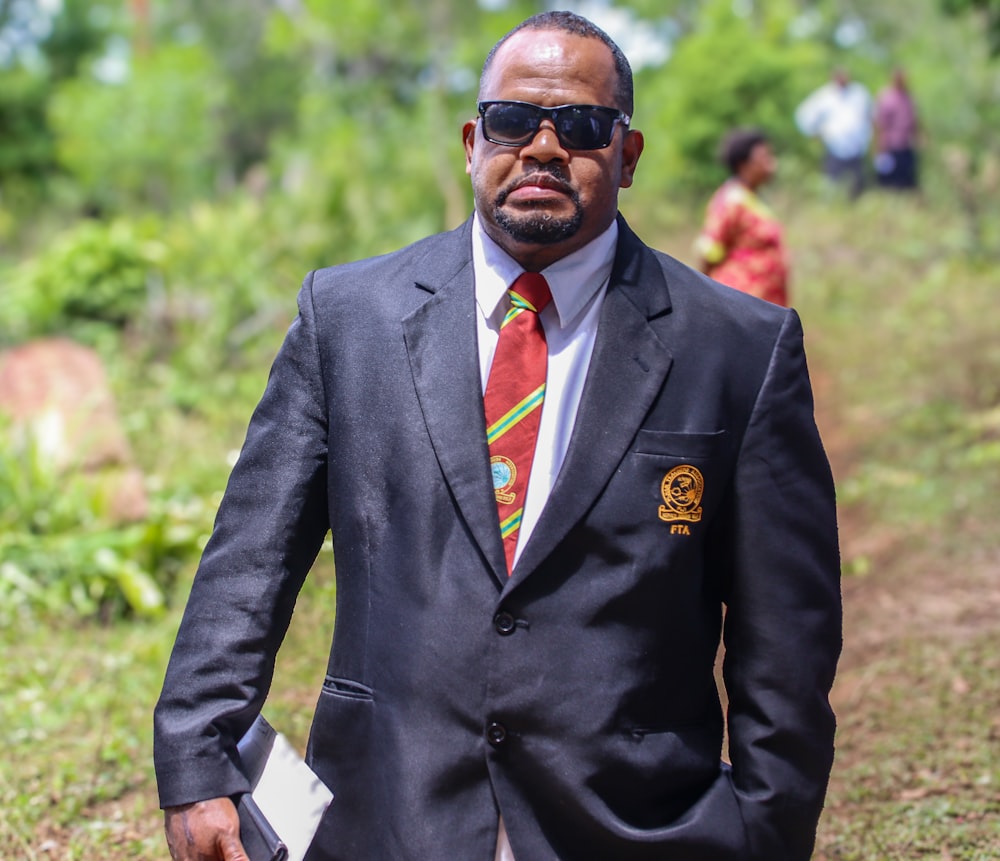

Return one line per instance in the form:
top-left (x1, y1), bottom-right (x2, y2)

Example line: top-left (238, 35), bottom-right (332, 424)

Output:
top-left (2, 190), bottom-right (998, 859)
top-left (791, 190), bottom-right (1000, 860)
top-left (0, 561), bottom-right (336, 860)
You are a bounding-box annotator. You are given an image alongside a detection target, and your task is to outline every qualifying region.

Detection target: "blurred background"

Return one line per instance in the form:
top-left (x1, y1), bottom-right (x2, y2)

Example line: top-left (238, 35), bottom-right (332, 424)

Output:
top-left (1, 1), bottom-right (997, 858)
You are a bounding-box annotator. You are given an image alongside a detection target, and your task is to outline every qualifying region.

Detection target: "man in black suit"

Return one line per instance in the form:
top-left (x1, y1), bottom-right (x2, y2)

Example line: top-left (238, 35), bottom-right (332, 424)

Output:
top-left (155, 11), bottom-right (841, 860)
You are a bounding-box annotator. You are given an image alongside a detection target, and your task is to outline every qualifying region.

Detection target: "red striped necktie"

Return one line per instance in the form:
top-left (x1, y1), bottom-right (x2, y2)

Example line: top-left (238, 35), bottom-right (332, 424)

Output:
top-left (483, 272), bottom-right (552, 574)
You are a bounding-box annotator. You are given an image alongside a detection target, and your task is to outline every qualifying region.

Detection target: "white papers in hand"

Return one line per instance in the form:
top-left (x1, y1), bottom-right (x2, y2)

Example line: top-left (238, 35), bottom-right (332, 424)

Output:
top-left (246, 723), bottom-right (333, 861)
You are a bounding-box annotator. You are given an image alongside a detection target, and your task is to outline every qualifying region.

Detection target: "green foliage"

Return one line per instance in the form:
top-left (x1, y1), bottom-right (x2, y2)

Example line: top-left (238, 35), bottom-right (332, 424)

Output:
top-left (941, 0), bottom-right (1000, 54)
top-left (0, 0), bottom-right (120, 212)
top-left (145, 198), bottom-right (303, 418)
top-left (158, 2), bottom-right (304, 181)
top-left (789, 194), bottom-right (1000, 540)
top-left (38, 0), bottom-right (120, 81)
top-left (1, 218), bottom-right (166, 344)
top-left (48, 43), bottom-right (224, 212)
top-left (0, 422), bottom-right (210, 624)
top-left (0, 68), bottom-right (55, 181)
top-left (279, 87), bottom-right (463, 260)
top-left (639, 0), bottom-right (827, 193)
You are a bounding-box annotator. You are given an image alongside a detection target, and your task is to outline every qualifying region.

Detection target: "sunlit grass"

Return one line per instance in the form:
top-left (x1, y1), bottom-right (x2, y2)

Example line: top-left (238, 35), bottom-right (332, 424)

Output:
top-left (817, 630), bottom-right (1000, 859)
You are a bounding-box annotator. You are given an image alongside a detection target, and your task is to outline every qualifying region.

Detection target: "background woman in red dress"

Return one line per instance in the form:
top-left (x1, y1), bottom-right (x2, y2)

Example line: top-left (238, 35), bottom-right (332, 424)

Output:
top-left (695, 128), bottom-right (790, 307)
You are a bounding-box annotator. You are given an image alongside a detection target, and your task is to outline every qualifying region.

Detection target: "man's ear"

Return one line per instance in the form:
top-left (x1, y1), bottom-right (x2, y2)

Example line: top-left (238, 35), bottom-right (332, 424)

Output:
top-left (619, 129), bottom-right (644, 189)
top-left (463, 120), bottom-right (477, 174)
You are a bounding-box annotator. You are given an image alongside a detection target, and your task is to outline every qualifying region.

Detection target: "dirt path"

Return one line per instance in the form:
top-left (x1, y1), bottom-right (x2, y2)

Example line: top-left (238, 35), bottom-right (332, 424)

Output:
top-left (814, 370), bottom-right (1000, 685)
top-left (812, 363), bottom-right (1000, 856)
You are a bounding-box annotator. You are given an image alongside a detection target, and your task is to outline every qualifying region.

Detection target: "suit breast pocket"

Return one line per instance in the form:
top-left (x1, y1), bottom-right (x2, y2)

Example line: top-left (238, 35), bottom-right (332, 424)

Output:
top-left (633, 429), bottom-right (727, 459)
top-left (619, 430), bottom-right (730, 535)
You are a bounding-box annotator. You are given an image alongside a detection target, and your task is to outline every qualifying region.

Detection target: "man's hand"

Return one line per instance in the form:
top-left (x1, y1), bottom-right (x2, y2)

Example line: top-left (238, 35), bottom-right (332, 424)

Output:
top-left (164, 797), bottom-right (248, 861)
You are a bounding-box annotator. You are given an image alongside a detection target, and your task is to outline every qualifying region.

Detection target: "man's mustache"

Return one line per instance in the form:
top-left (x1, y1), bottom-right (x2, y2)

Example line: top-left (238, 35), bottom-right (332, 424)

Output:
top-left (497, 167), bottom-right (575, 203)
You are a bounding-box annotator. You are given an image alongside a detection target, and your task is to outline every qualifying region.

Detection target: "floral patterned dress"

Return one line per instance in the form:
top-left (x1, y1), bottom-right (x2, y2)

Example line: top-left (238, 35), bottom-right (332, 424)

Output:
top-left (694, 179), bottom-right (790, 306)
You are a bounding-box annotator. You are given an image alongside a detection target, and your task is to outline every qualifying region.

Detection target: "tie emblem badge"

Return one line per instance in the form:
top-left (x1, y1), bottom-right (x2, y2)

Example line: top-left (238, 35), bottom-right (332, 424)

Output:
top-left (491, 455), bottom-right (518, 504)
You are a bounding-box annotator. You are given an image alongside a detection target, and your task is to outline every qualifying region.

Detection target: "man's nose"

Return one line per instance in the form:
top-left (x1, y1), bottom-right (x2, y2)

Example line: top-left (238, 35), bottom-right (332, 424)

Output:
top-left (520, 120), bottom-right (568, 162)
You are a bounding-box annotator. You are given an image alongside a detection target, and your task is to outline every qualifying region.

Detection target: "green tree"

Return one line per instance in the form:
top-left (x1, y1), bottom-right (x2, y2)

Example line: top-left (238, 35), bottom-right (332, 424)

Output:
top-left (48, 42), bottom-right (224, 212)
top-left (0, 70), bottom-right (53, 182)
top-left (639, 0), bottom-right (827, 193)
top-left (38, 0), bottom-right (117, 80)
top-left (941, 0), bottom-right (1000, 54)
top-left (264, 0), bottom-right (541, 256)
top-left (0, 0), bottom-right (118, 200)
top-left (156, 1), bottom-right (305, 185)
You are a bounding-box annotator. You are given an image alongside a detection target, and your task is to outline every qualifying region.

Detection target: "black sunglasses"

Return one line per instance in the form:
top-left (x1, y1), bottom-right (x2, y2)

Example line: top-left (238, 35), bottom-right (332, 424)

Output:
top-left (477, 100), bottom-right (630, 151)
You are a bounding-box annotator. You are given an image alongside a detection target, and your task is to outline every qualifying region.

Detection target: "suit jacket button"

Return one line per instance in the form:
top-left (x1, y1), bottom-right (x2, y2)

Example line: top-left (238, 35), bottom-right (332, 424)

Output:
top-left (494, 611), bottom-right (516, 635)
top-left (487, 722), bottom-right (507, 747)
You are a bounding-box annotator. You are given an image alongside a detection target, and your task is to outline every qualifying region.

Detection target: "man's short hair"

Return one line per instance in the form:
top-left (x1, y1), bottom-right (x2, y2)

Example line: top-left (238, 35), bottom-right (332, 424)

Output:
top-left (480, 11), bottom-right (634, 116)
top-left (718, 128), bottom-right (769, 174)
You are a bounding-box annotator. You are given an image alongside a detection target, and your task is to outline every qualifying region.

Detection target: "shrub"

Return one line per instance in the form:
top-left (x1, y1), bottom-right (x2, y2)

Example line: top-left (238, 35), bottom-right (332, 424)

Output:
top-left (0, 420), bottom-right (210, 624)
top-left (1, 218), bottom-right (166, 344)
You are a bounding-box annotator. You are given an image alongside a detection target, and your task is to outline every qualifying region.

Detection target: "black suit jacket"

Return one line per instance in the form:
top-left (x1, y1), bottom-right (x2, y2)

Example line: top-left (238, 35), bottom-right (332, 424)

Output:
top-left (154, 215), bottom-right (841, 860)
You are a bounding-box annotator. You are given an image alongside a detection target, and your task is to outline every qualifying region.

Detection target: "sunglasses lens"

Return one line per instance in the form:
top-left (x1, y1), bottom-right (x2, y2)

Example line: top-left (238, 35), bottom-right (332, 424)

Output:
top-left (483, 103), bottom-right (541, 145)
top-left (557, 107), bottom-right (613, 149)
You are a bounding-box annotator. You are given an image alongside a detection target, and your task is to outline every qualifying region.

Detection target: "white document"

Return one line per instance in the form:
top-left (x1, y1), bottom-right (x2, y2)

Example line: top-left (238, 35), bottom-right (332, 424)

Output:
top-left (239, 715), bottom-right (334, 861)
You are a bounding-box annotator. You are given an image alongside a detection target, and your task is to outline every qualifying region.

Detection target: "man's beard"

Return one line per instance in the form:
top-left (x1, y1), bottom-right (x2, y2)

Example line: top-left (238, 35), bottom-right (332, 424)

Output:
top-left (492, 171), bottom-right (583, 244)
top-left (494, 205), bottom-right (583, 244)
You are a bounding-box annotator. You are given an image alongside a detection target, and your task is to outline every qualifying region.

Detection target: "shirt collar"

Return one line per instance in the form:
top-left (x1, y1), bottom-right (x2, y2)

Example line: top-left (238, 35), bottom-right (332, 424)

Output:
top-left (472, 213), bottom-right (618, 329)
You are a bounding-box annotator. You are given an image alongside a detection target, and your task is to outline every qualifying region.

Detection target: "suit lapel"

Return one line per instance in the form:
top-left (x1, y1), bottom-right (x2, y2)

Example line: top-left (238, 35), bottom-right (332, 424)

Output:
top-left (402, 222), bottom-right (509, 586)
top-left (509, 221), bottom-right (674, 588)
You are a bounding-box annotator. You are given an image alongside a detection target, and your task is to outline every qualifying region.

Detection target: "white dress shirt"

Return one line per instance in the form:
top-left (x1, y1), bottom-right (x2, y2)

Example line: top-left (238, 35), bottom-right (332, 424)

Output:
top-left (795, 81), bottom-right (873, 159)
top-left (471, 213), bottom-right (618, 860)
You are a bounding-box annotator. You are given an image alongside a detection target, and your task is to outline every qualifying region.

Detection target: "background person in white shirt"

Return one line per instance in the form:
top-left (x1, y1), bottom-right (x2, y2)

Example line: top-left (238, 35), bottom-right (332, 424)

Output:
top-left (796, 67), bottom-right (873, 199)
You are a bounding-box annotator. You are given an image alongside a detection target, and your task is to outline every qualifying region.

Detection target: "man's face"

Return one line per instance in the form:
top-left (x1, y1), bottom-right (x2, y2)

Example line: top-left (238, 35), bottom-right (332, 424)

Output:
top-left (464, 29), bottom-right (643, 271)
